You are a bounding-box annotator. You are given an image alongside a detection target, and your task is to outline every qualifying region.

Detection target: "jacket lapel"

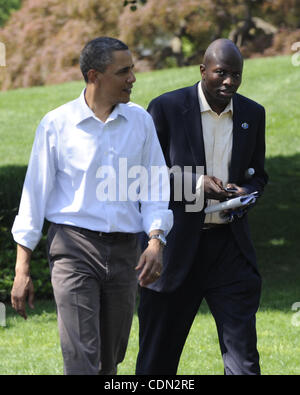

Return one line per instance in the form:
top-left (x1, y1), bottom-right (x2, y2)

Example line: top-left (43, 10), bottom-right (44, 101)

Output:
top-left (182, 84), bottom-right (207, 171)
top-left (229, 94), bottom-right (249, 183)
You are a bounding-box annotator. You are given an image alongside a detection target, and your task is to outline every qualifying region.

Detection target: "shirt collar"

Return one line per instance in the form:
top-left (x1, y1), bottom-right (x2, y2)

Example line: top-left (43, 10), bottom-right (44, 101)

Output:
top-left (74, 89), bottom-right (129, 126)
top-left (198, 81), bottom-right (233, 116)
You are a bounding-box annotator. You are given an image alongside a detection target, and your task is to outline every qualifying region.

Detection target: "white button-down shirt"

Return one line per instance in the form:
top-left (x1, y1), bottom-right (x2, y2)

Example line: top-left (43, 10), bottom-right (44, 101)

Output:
top-left (197, 82), bottom-right (233, 224)
top-left (12, 90), bottom-right (173, 250)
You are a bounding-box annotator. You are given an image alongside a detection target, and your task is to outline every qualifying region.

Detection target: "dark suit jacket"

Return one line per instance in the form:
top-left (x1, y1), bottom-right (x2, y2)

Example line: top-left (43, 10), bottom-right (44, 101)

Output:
top-left (147, 83), bottom-right (268, 292)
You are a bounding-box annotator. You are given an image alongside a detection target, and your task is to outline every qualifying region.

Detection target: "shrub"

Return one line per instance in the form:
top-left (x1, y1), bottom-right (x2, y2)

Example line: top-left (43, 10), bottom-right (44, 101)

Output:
top-left (0, 0), bottom-right (22, 27)
top-left (0, 166), bottom-right (53, 302)
top-left (0, 219), bottom-right (53, 303)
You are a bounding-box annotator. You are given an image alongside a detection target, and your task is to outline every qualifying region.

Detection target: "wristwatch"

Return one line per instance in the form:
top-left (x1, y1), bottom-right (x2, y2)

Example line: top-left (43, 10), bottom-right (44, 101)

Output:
top-left (148, 233), bottom-right (167, 246)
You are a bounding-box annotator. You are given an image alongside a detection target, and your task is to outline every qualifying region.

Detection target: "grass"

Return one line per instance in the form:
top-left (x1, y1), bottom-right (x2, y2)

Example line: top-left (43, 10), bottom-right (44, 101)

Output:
top-left (1, 55), bottom-right (300, 375)
top-left (0, 301), bottom-right (63, 375)
top-left (1, 300), bottom-right (300, 375)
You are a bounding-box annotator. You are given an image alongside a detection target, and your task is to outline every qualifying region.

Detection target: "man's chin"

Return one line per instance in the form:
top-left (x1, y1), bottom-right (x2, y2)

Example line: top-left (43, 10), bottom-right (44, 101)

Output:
top-left (114, 98), bottom-right (130, 106)
top-left (217, 90), bottom-right (235, 101)
top-left (216, 93), bottom-right (233, 105)
top-left (119, 93), bottom-right (131, 104)
top-left (119, 98), bottom-right (130, 104)
top-left (122, 95), bottom-right (130, 104)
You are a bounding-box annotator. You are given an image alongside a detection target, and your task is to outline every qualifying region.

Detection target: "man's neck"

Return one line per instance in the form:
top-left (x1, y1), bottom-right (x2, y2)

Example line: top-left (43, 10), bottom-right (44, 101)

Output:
top-left (84, 86), bottom-right (115, 122)
top-left (209, 102), bottom-right (226, 115)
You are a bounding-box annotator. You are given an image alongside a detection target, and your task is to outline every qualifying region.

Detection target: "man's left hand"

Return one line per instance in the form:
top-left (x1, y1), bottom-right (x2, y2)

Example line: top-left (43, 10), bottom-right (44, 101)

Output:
top-left (225, 183), bottom-right (248, 197)
top-left (135, 240), bottom-right (163, 287)
top-left (221, 183), bottom-right (252, 221)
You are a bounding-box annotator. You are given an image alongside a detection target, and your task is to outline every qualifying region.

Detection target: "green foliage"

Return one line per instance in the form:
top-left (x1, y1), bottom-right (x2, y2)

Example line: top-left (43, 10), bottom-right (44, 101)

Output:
top-left (0, 0), bottom-right (21, 26)
top-left (0, 221), bottom-right (52, 302)
top-left (123, 0), bottom-right (147, 12)
top-left (181, 36), bottom-right (196, 58)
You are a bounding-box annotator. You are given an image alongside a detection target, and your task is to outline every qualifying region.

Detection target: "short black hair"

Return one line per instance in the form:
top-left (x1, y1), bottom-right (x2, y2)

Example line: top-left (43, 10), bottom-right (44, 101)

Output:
top-left (79, 37), bottom-right (129, 82)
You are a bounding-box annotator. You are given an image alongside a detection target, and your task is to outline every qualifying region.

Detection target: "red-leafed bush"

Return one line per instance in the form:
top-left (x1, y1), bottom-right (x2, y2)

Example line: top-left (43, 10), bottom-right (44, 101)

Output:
top-left (1, 0), bottom-right (300, 90)
top-left (0, 0), bottom-right (123, 90)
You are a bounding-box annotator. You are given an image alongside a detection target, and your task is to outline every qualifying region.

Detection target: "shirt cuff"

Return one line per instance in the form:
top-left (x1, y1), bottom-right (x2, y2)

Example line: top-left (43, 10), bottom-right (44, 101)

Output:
top-left (11, 215), bottom-right (43, 251)
top-left (144, 209), bottom-right (173, 236)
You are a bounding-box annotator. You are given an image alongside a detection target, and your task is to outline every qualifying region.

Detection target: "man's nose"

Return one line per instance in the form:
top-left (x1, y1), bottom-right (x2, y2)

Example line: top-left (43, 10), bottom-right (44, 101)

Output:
top-left (128, 70), bottom-right (136, 84)
top-left (223, 74), bottom-right (233, 86)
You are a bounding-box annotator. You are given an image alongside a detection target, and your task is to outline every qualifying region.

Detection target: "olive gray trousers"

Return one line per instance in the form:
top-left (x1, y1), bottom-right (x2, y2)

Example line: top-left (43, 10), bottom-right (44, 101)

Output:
top-left (47, 223), bottom-right (139, 375)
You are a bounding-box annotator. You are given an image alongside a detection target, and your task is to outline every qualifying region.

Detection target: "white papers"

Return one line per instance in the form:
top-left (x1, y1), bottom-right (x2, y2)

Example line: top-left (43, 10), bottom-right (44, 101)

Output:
top-left (204, 192), bottom-right (258, 214)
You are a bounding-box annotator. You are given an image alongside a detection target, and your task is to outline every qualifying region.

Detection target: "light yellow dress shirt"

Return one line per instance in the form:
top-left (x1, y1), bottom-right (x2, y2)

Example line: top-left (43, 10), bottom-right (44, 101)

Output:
top-left (197, 81), bottom-right (233, 224)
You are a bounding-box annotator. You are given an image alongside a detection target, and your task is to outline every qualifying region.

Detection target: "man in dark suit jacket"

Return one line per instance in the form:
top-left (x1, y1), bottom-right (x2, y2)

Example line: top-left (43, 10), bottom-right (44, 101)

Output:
top-left (136, 39), bottom-right (268, 375)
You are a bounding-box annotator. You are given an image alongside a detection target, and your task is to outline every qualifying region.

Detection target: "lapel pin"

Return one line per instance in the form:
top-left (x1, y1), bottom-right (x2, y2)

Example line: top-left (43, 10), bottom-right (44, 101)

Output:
top-left (241, 122), bottom-right (249, 130)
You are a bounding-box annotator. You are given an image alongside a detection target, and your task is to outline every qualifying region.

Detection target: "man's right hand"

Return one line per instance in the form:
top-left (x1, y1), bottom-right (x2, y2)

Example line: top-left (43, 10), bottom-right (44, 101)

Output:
top-left (204, 175), bottom-right (230, 201)
top-left (11, 274), bottom-right (34, 320)
top-left (11, 244), bottom-right (34, 320)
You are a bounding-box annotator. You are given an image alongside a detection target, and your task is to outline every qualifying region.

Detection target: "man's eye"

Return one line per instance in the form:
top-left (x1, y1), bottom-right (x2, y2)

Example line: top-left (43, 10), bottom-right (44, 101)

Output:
top-left (216, 70), bottom-right (225, 76)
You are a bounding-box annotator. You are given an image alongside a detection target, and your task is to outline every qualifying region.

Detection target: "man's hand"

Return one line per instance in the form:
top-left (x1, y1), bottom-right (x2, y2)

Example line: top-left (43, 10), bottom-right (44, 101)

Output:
top-left (220, 183), bottom-right (250, 222)
top-left (135, 239), bottom-right (163, 287)
top-left (11, 244), bottom-right (34, 320)
top-left (225, 183), bottom-right (248, 197)
top-left (204, 175), bottom-right (230, 200)
top-left (11, 273), bottom-right (34, 320)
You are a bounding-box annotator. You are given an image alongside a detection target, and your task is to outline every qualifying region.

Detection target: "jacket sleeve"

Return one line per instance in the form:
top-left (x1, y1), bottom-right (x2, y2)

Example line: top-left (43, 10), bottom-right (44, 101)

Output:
top-left (147, 97), bottom-right (204, 212)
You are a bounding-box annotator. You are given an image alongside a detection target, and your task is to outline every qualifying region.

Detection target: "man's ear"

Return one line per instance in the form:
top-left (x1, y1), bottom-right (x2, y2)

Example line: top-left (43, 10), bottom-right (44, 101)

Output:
top-left (87, 69), bottom-right (100, 84)
top-left (200, 64), bottom-right (206, 79)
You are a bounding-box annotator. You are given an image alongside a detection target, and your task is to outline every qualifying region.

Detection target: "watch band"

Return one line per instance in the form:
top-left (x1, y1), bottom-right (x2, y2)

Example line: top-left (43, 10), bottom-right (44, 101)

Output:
top-left (148, 233), bottom-right (167, 246)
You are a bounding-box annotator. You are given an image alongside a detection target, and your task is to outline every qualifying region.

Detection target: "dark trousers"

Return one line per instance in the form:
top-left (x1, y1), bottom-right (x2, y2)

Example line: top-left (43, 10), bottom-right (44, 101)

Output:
top-left (136, 226), bottom-right (262, 375)
top-left (47, 223), bottom-right (140, 375)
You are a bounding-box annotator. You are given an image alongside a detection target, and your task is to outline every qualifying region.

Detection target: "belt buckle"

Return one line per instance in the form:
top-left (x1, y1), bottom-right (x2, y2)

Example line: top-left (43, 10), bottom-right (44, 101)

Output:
top-left (201, 223), bottom-right (219, 230)
top-left (201, 225), bottom-right (212, 230)
top-left (98, 231), bottom-right (116, 239)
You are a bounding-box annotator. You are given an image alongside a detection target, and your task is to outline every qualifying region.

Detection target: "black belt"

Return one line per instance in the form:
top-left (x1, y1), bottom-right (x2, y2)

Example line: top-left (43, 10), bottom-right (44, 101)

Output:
top-left (201, 223), bottom-right (229, 231)
top-left (58, 224), bottom-right (136, 241)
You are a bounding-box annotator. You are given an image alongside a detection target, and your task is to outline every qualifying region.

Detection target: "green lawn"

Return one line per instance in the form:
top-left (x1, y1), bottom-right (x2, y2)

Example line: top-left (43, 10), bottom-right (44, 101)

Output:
top-left (1, 299), bottom-right (299, 375)
top-left (1, 55), bottom-right (300, 375)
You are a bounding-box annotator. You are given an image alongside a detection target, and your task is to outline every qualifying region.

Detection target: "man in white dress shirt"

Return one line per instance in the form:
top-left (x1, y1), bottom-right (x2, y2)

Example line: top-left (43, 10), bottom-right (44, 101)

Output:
top-left (10, 37), bottom-right (173, 375)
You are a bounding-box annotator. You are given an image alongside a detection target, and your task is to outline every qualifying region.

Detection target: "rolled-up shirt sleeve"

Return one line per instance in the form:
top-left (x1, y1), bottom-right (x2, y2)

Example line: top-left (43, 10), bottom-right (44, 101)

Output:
top-left (11, 117), bottom-right (57, 250)
top-left (139, 114), bottom-right (173, 235)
